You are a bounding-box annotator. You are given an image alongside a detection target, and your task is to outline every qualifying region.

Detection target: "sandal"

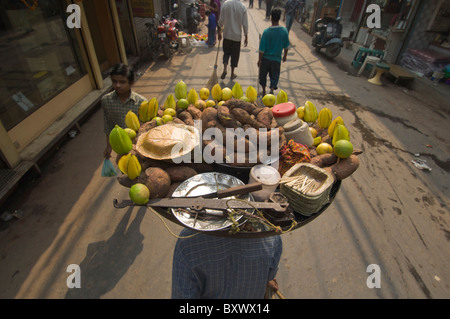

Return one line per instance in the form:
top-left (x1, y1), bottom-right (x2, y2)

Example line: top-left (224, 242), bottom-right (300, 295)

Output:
top-left (220, 71), bottom-right (227, 80)
top-left (231, 73), bottom-right (237, 80)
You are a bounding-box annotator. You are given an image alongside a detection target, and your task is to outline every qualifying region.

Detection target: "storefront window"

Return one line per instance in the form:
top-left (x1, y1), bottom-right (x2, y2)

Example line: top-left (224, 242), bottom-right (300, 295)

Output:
top-left (0, 0), bottom-right (87, 131)
top-left (364, 0), bottom-right (416, 31)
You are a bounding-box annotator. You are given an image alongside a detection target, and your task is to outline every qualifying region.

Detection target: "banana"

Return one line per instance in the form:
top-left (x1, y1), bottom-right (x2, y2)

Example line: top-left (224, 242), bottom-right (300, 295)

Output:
top-left (125, 110), bottom-right (140, 132)
top-left (118, 153), bottom-right (141, 180)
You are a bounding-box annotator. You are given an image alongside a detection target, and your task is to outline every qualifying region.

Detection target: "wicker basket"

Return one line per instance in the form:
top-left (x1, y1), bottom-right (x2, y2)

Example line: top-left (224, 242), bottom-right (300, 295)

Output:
top-left (280, 163), bottom-right (335, 216)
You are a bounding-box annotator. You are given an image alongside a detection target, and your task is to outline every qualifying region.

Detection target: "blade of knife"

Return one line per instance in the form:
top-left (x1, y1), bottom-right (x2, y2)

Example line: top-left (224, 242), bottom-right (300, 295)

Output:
top-left (183, 182), bottom-right (263, 199)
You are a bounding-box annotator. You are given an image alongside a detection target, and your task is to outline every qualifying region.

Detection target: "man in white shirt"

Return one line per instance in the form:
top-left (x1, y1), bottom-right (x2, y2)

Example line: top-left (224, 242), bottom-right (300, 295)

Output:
top-left (217, 0), bottom-right (248, 80)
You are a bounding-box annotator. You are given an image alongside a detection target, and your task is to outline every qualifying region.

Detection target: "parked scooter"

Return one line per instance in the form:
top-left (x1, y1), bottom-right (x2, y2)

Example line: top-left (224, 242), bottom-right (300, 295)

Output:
top-left (146, 4), bottom-right (183, 60)
top-left (186, 1), bottom-right (202, 34)
top-left (312, 17), bottom-right (343, 58)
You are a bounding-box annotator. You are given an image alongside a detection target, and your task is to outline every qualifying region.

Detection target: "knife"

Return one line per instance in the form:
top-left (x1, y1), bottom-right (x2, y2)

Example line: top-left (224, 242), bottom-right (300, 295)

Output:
top-left (185, 182), bottom-right (263, 199)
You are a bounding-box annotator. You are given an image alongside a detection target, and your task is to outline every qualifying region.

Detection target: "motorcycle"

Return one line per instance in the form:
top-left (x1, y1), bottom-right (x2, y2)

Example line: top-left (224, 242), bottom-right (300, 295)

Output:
top-left (146, 4), bottom-right (183, 60)
top-left (312, 17), bottom-right (343, 58)
top-left (186, 1), bottom-right (202, 34)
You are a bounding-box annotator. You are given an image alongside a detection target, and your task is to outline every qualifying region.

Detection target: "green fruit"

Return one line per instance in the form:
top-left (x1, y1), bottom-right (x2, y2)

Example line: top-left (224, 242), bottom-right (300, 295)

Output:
top-left (177, 98), bottom-right (189, 110)
top-left (334, 140), bottom-right (353, 158)
top-left (109, 125), bottom-right (133, 155)
top-left (316, 142), bottom-right (333, 155)
top-left (175, 80), bottom-right (187, 100)
top-left (262, 94), bottom-right (276, 107)
top-left (222, 88), bottom-right (232, 100)
top-left (154, 117), bottom-right (164, 126)
top-left (124, 128), bottom-right (137, 140)
top-left (162, 114), bottom-right (173, 123)
top-left (129, 183), bottom-right (150, 205)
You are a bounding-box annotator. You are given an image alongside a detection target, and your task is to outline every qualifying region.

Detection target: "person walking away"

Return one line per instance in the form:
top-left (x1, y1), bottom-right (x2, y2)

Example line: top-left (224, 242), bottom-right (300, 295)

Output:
top-left (205, 10), bottom-right (217, 47)
top-left (249, 0), bottom-right (254, 8)
top-left (172, 228), bottom-right (283, 299)
top-left (284, 0), bottom-right (301, 34)
top-left (265, 0), bottom-right (273, 20)
top-left (102, 63), bottom-right (146, 159)
top-left (217, 0), bottom-right (248, 80)
top-left (258, 8), bottom-right (289, 96)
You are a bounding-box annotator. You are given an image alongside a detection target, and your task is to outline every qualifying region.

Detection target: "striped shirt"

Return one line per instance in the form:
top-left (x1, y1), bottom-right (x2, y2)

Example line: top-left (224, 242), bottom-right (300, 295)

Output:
top-left (172, 228), bottom-right (282, 299)
top-left (102, 90), bottom-right (146, 134)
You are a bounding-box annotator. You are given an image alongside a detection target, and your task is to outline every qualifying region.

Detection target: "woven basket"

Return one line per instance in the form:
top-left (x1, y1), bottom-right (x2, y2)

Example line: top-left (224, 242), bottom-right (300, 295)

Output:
top-left (280, 163), bottom-right (335, 216)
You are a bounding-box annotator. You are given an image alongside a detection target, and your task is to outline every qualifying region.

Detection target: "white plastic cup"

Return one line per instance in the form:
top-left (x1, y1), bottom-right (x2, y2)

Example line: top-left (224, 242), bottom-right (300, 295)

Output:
top-left (248, 165), bottom-right (281, 202)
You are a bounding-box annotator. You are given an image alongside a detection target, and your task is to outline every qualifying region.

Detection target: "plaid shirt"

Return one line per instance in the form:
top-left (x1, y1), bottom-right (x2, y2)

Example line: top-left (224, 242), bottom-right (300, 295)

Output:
top-left (172, 228), bottom-right (282, 299)
top-left (102, 90), bottom-right (146, 134)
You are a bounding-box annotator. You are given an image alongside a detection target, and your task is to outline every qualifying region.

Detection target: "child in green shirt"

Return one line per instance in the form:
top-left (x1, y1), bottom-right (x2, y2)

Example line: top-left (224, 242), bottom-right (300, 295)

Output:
top-left (257, 9), bottom-right (290, 96)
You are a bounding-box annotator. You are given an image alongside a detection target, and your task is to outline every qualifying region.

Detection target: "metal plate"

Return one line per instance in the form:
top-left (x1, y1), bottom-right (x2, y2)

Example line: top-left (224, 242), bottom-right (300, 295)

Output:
top-left (171, 173), bottom-right (254, 231)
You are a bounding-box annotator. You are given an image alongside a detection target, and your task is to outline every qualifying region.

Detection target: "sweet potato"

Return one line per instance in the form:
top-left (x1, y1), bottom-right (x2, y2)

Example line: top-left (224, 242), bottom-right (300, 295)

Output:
top-left (187, 105), bottom-right (202, 120)
top-left (165, 166), bottom-right (198, 182)
top-left (224, 98), bottom-right (257, 114)
top-left (201, 107), bottom-right (218, 131)
top-left (256, 107), bottom-right (273, 128)
top-left (217, 105), bottom-right (238, 128)
top-left (310, 153), bottom-right (338, 167)
top-left (136, 119), bottom-right (157, 139)
top-left (230, 108), bottom-right (266, 129)
top-left (138, 167), bottom-right (171, 198)
top-left (331, 155), bottom-right (360, 180)
top-left (178, 111), bottom-right (194, 126)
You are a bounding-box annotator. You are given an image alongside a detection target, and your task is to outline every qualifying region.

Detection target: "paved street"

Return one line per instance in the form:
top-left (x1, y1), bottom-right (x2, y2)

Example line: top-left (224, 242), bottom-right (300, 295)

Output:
top-left (0, 6), bottom-right (449, 300)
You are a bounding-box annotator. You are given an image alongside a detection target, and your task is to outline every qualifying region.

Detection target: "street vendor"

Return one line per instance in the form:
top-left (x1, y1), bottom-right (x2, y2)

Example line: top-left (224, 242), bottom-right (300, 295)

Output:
top-left (102, 63), bottom-right (146, 159)
top-left (172, 228), bottom-right (282, 299)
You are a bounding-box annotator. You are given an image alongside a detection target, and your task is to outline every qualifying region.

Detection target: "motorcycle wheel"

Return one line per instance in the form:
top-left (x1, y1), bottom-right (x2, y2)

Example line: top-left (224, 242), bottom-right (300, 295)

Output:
top-left (163, 42), bottom-right (173, 59)
top-left (147, 32), bottom-right (160, 61)
top-left (325, 43), bottom-right (341, 58)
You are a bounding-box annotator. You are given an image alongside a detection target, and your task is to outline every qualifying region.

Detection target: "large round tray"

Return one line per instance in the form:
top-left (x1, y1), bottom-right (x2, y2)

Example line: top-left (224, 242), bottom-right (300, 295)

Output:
top-left (149, 180), bottom-right (341, 238)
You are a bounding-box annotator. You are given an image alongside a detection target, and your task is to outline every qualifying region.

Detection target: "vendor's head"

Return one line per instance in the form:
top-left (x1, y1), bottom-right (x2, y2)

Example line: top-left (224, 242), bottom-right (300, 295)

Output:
top-left (110, 63), bottom-right (135, 96)
top-left (271, 8), bottom-right (282, 22)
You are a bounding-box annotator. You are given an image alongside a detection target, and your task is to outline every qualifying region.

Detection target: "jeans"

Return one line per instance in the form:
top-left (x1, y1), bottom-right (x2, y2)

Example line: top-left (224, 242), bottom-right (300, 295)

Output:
top-left (286, 14), bottom-right (295, 33)
top-left (259, 57), bottom-right (281, 90)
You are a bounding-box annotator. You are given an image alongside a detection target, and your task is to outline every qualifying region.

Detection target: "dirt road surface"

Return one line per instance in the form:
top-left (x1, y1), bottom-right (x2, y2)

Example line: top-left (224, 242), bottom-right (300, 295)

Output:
top-left (1, 7), bottom-right (449, 300)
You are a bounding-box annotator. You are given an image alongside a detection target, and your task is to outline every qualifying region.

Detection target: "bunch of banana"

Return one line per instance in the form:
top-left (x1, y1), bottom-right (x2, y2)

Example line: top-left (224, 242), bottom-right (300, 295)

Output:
top-left (118, 153), bottom-right (142, 180)
top-left (109, 125), bottom-right (133, 155)
top-left (125, 110), bottom-right (140, 132)
top-left (303, 101), bottom-right (318, 123)
top-left (318, 107), bottom-right (332, 129)
top-left (139, 98), bottom-right (158, 122)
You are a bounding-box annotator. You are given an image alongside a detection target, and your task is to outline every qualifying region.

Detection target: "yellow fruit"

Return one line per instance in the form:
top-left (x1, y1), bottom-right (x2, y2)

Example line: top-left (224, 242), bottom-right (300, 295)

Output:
top-left (217, 101), bottom-right (225, 106)
top-left (303, 101), bottom-right (318, 123)
top-left (222, 87), bottom-right (232, 100)
top-left (162, 114), bottom-right (173, 123)
top-left (174, 80), bottom-right (187, 100)
top-left (199, 87), bottom-right (210, 100)
top-left (262, 94), bottom-right (276, 107)
top-left (313, 136), bottom-right (322, 146)
top-left (316, 143), bottom-right (333, 155)
top-left (164, 94), bottom-right (176, 109)
top-left (297, 106), bottom-right (305, 119)
top-left (318, 107), bottom-right (332, 129)
top-left (205, 100), bottom-right (216, 108)
top-left (211, 83), bottom-right (222, 101)
top-left (334, 140), bottom-right (353, 158)
top-left (109, 125), bottom-right (133, 155)
top-left (309, 127), bottom-right (318, 138)
top-left (154, 117), bottom-right (164, 126)
top-left (232, 82), bottom-right (243, 99)
top-left (246, 86), bottom-right (257, 102)
top-left (118, 153), bottom-right (141, 180)
top-left (177, 98), bottom-right (189, 110)
top-left (187, 88), bottom-right (199, 105)
top-left (332, 123), bottom-right (350, 145)
top-left (195, 99), bottom-right (206, 110)
top-left (125, 110), bottom-right (140, 132)
top-left (139, 98), bottom-right (158, 122)
top-left (276, 90), bottom-right (288, 104)
top-left (328, 116), bottom-right (344, 137)
top-left (164, 108), bottom-right (177, 117)
top-left (129, 183), bottom-right (150, 205)
top-left (124, 128), bottom-right (136, 141)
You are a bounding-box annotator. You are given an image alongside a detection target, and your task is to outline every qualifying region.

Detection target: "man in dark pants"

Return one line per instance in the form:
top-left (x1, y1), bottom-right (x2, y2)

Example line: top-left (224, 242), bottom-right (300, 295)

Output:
top-left (265, 0), bottom-right (273, 20)
top-left (258, 9), bottom-right (289, 96)
top-left (217, 0), bottom-right (248, 80)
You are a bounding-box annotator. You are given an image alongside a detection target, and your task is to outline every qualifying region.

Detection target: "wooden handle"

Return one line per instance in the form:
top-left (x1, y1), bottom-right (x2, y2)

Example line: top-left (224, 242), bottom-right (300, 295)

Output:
top-left (216, 182), bottom-right (263, 198)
